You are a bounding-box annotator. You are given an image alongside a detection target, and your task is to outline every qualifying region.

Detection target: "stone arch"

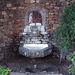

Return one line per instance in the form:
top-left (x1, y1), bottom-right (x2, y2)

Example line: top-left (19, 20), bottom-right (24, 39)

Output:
top-left (25, 8), bottom-right (45, 26)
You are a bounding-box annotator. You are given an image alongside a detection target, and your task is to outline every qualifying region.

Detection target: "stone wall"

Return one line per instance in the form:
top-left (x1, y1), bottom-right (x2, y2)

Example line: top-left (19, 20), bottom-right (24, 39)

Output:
top-left (0, 0), bottom-right (74, 60)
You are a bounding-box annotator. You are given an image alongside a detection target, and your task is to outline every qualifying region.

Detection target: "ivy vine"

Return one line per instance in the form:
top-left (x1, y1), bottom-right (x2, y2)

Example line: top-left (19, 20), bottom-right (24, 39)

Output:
top-left (54, 1), bottom-right (75, 52)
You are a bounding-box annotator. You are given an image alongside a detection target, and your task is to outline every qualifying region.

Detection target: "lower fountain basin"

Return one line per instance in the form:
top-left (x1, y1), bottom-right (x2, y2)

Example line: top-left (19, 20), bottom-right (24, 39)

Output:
top-left (23, 44), bottom-right (48, 51)
top-left (19, 44), bottom-right (52, 58)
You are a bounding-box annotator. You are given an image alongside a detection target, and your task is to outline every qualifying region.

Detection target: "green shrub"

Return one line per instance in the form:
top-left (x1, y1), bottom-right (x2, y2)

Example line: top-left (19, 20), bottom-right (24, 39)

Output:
top-left (54, 1), bottom-right (75, 52)
top-left (68, 64), bottom-right (75, 74)
top-left (69, 51), bottom-right (75, 74)
top-left (72, 66), bottom-right (75, 74)
top-left (0, 65), bottom-right (12, 75)
top-left (69, 51), bottom-right (75, 62)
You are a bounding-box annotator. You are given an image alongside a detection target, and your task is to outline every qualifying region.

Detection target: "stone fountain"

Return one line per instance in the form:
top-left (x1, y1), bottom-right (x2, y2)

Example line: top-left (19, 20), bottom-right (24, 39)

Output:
top-left (19, 24), bottom-right (52, 58)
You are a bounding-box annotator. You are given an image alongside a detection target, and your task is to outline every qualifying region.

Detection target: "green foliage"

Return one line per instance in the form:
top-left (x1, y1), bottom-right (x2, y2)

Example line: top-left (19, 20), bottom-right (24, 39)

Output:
top-left (68, 51), bottom-right (75, 74)
top-left (54, 1), bottom-right (75, 51)
top-left (68, 64), bottom-right (75, 74)
top-left (69, 51), bottom-right (75, 62)
top-left (0, 65), bottom-right (12, 75)
top-left (72, 66), bottom-right (75, 74)
top-left (68, 64), bottom-right (73, 69)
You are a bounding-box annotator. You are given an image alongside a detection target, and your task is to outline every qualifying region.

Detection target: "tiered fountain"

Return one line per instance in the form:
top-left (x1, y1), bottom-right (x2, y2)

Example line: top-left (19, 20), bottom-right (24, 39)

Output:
top-left (19, 8), bottom-right (52, 58)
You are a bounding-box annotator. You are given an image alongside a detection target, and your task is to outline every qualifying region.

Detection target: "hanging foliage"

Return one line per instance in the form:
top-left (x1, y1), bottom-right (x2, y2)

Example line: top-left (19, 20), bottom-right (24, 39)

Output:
top-left (54, 1), bottom-right (75, 51)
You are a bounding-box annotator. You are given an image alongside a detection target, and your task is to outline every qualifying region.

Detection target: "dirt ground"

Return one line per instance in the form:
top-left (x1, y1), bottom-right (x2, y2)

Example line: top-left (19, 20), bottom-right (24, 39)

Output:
top-left (0, 50), bottom-right (72, 75)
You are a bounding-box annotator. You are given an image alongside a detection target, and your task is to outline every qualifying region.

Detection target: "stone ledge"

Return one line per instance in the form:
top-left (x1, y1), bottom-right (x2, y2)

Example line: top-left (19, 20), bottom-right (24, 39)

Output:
top-left (10, 72), bottom-right (25, 75)
top-left (10, 72), bottom-right (63, 75)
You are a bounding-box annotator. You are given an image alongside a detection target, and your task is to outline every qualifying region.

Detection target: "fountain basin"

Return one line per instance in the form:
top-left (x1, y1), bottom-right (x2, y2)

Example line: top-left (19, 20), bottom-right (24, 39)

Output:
top-left (23, 44), bottom-right (48, 50)
top-left (19, 44), bottom-right (52, 58)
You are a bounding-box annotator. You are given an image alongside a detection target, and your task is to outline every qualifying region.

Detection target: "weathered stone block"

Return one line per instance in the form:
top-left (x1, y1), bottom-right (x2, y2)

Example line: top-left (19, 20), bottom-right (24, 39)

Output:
top-left (14, 21), bottom-right (20, 24)
top-left (24, 3), bottom-right (29, 7)
top-left (31, 39), bottom-right (38, 41)
top-left (60, 0), bottom-right (65, 2)
top-left (44, 39), bottom-right (49, 42)
top-left (36, 0), bottom-right (39, 3)
top-left (11, 7), bottom-right (17, 10)
top-left (53, 24), bottom-right (60, 27)
top-left (4, 14), bottom-right (9, 19)
top-left (0, 19), bottom-right (4, 22)
top-left (18, 7), bottom-right (24, 10)
top-left (52, 27), bottom-right (56, 30)
top-left (54, 7), bottom-right (60, 10)
top-left (42, 42), bottom-right (47, 44)
top-left (29, 41), bottom-right (33, 44)
top-left (47, 29), bottom-right (53, 32)
top-left (46, 2), bottom-right (50, 5)
top-left (49, 13), bottom-right (54, 15)
top-left (44, 36), bottom-right (48, 39)
top-left (45, 5), bottom-right (53, 10)
top-left (30, 0), bottom-right (35, 3)
top-left (7, 19), bottom-right (12, 22)
top-left (0, 53), bottom-right (4, 60)
top-left (38, 37), bottom-right (42, 39)
top-left (9, 14), bottom-right (13, 18)
top-left (49, 5), bottom-right (54, 9)
top-left (2, 11), bottom-right (7, 15)
top-left (6, 3), bottom-right (12, 8)
top-left (0, 48), bottom-right (2, 52)
top-left (0, 15), bottom-right (4, 19)
top-left (49, 15), bottom-right (54, 18)
top-left (32, 37), bottom-right (38, 39)
top-left (66, 2), bottom-right (69, 5)
top-left (50, 21), bottom-right (54, 24)
top-left (0, 38), bottom-right (3, 43)
top-left (36, 41), bottom-right (41, 44)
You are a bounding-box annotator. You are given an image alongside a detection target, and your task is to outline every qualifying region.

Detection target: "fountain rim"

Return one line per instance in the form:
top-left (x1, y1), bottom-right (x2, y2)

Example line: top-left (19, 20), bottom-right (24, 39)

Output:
top-left (19, 44), bottom-right (52, 51)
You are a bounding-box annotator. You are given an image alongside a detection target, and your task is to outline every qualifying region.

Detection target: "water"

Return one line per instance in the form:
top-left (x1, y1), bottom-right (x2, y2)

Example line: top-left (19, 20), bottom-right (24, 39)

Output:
top-left (23, 44), bottom-right (48, 50)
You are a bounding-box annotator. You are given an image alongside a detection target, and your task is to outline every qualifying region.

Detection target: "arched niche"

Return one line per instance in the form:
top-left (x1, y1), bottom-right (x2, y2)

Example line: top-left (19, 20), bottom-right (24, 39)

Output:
top-left (25, 8), bottom-right (45, 26)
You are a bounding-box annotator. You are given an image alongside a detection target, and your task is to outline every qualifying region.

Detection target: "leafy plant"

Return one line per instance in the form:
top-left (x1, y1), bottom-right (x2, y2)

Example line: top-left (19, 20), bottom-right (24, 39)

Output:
top-left (68, 64), bottom-right (75, 74)
top-left (69, 51), bottom-right (75, 62)
top-left (0, 65), bottom-right (12, 75)
top-left (72, 66), bottom-right (75, 74)
top-left (54, 1), bottom-right (75, 52)
top-left (68, 51), bottom-right (75, 74)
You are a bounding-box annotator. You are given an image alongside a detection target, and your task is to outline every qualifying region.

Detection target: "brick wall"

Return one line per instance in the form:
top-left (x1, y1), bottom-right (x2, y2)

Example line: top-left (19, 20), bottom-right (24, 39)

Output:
top-left (0, 0), bottom-right (74, 60)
